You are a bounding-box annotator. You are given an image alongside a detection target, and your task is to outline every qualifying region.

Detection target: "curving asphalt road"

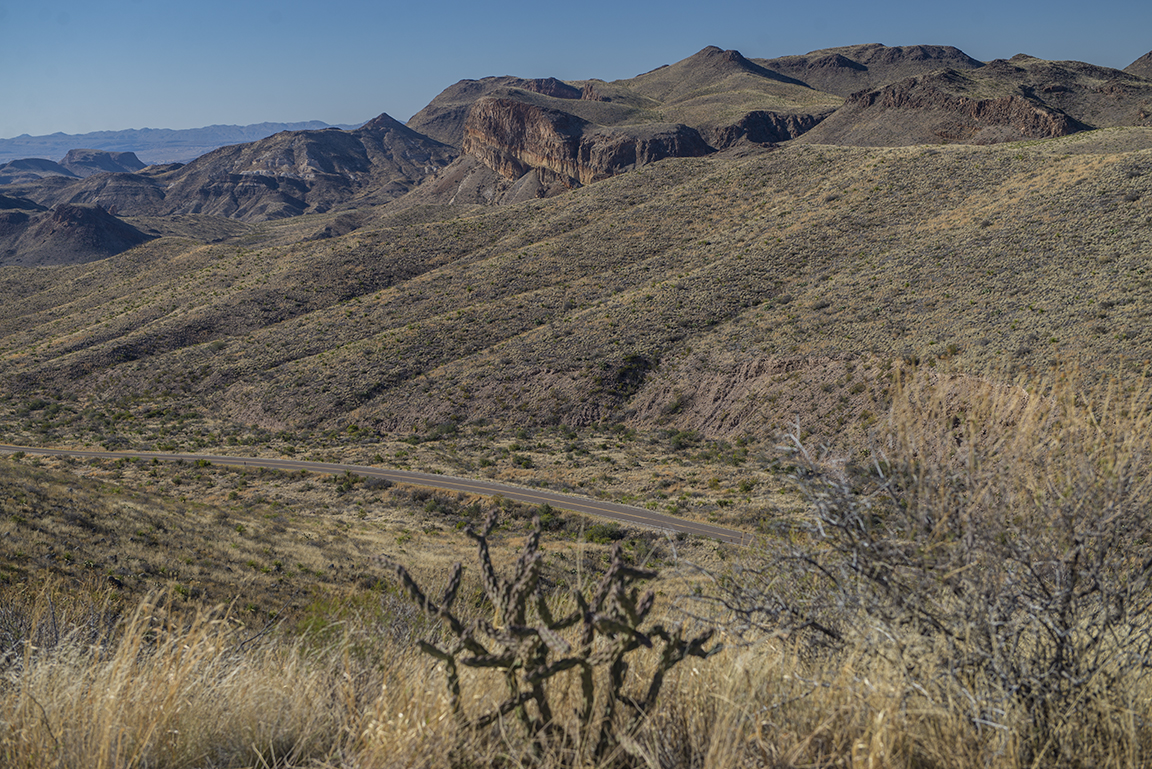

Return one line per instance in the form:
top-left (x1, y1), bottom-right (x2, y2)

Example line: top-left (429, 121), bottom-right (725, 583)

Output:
top-left (0, 444), bottom-right (750, 545)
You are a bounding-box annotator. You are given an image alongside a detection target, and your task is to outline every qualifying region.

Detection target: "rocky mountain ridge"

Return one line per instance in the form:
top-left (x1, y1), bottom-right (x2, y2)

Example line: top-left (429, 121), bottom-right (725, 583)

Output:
top-left (799, 55), bottom-right (1152, 146)
top-left (2, 42), bottom-right (1151, 262)
top-left (0, 120), bottom-right (365, 165)
top-left (1, 115), bottom-right (457, 222)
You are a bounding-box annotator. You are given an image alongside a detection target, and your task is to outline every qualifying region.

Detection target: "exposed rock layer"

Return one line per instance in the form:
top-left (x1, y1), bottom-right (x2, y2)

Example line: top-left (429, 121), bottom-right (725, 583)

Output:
top-left (801, 69), bottom-right (1092, 146)
top-left (60, 149), bottom-right (146, 177)
top-left (462, 98), bottom-right (712, 186)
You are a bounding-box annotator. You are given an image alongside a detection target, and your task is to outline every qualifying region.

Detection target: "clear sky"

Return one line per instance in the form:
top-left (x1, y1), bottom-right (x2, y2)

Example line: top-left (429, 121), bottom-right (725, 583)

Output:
top-left (2, 0), bottom-right (1149, 139)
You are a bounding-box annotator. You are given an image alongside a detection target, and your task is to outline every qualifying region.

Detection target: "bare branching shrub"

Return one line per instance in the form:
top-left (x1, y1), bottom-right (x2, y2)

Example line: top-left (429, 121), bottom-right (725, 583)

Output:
top-left (387, 510), bottom-right (719, 766)
top-left (706, 369), bottom-right (1152, 764)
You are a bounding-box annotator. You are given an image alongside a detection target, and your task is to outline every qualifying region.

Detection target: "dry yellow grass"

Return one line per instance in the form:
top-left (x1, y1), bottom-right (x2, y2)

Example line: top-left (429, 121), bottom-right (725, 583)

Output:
top-left (5, 367), bottom-right (1152, 767)
top-left (6, 588), bottom-right (1149, 768)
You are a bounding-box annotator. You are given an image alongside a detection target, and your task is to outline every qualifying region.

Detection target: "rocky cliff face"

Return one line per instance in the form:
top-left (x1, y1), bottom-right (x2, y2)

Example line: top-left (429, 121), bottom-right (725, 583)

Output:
top-left (60, 149), bottom-right (147, 177)
top-left (703, 109), bottom-right (835, 148)
top-left (800, 69), bottom-right (1088, 146)
top-left (462, 98), bottom-right (712, 186)
top-left (857, 76), bottom-right (1083, 139)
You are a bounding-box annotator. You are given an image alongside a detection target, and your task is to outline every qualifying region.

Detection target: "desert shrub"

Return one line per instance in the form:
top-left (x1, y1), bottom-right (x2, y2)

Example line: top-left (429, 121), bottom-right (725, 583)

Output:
top-left (585, 522), bottom-right (627, 544)
top-left (705, 368), bottom-right (1152, 765)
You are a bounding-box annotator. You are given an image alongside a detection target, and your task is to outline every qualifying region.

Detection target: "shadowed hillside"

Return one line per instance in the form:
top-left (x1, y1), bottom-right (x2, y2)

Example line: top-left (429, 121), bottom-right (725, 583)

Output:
top-left (0, 201), bottom-right (153, 267)
top-left (1, 127), bottom-right (1150, 453)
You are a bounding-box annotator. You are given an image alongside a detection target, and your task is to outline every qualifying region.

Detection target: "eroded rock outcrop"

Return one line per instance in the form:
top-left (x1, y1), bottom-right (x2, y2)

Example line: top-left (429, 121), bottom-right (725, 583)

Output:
top-left (704, 109), bottom-right (835, 148)
top-left (462, 98), bottom-right (712, 186)
top-left (801, 69), bottom-right (1088, 146)
top-left (510, 77), bottom-right (581, 99)
top-left (857, 77), bottom-right (1082, 139)
top-left (60, 149), bottom-right (147, 177)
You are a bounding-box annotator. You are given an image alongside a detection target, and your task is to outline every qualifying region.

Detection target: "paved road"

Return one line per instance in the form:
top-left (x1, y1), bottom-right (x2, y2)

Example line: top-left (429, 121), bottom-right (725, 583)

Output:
top-left (0, 444), bottom-right (750, 545)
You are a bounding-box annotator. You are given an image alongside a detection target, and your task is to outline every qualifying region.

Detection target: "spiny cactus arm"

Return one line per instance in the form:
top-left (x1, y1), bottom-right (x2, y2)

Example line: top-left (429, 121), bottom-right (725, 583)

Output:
top-left (618, 565), bottom-right (659, 581)
top-left (524, 642), bottom-right (555, 738)
top-left (634, 589), bottom-right (656, 624)
top-left (578, 660), bottom-right (595, 724)
top-left (418, 641), bottom-right (463, 718)
top-left (511, 518), bottom-right (542, 583)
top-left (592, 614), bottom-right (653, 648)
top-left (465, 512), bottom-right (502, 607)
top-left (550, 607), bottom-right (583, 631)
top-left (638, 626), bottom-right (721, 713)
top-left (649, 625), bottom-right (720, 658)
top-left (386, 558), bottom-right (433, 612)
top-left (459, 651), bottom-right (518, 668)
top-left (418, 639), bottom-right (453, 660)
top-left (536, 624), bottom-right (572, 655)
top-left (525, 655), bottom-right (584, 685)
top-left (587, 638), bottom-right (627, 666)
top-left (590, 558), bottom-right (622, 613)
top-left (534, 589), bottom-right (555, 626)
top-left (505, 549), bottom-right (543, 626)
top-left (471, 691), bottom-right (538, 729)
top-left (594, 654), bottom-right (631, 760)
top-left (475, 617), bottom-right (522, 648)
top-left (574, 588), bottom-right (597, 647)
top-left (441, 562), bottom-right (462, 613)
top-left (387, 559), bottom-right (471, 638)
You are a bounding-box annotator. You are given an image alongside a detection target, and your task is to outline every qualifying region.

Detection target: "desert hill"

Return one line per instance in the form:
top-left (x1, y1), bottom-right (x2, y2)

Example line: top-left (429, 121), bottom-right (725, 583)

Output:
top-left (0, 158), bottom-right (79, 185)
top-left (59, 148), bottom-right (147, 177)
top-left (753, 43), bottom-right (985, 98)
top-left (799, 55), bottom-right (1152, 146)
top-left (4, 43), bottom-right (1152, 241)
top-left (0, 200), bottom-right (153, 267)
top-left (609, 46), bottom-right (839, 140)
top-left (0, 150), bottom-right (147, 186)
top-left (407, 45), bottom-right (841, 202)
top-left (1127, 50), bottom-right (1152, 80)
top-left (2, 127), bottom-right (1151, 450)
top-left (2, 42), bottom-right (1152, 445)
top-left (405, 75), bottom-right (650, 148)
top-left (0, 115), bottom-right (457, 225)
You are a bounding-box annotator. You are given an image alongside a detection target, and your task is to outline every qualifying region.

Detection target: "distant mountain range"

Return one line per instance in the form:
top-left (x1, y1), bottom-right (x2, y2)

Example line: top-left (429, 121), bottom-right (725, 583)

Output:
top-left (1, 42), bottom-right (1151, 264)
top-left (0, 121), bottom-right (366, 165)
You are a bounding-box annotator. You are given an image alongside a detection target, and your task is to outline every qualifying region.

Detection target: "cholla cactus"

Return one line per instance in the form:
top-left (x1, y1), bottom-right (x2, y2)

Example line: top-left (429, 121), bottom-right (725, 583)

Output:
top-left (386, 509), bottom-right (718, 762)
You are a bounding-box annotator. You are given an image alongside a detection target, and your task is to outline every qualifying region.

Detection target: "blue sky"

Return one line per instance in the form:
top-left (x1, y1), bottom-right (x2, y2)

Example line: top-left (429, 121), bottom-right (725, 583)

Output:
top-left (2, 0), bottom-right (1149, 138)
